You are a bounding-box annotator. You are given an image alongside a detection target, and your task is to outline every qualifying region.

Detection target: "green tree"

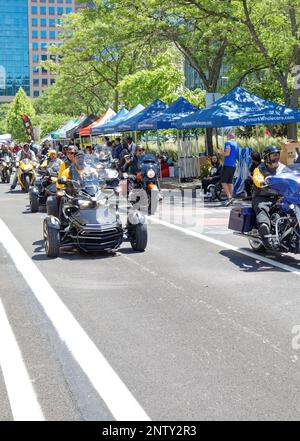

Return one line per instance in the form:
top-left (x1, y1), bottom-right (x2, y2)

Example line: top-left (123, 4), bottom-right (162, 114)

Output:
top-left (33, 113), bottom-right (70, 138)
top-left (0, 103), bottom-right (10, 134)
top-left (6, 88), bottom-right (36, 141)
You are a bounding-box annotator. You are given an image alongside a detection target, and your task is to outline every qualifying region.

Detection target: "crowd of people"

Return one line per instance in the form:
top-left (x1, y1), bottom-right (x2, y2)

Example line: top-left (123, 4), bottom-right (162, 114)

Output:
top-left (0, 132), bottom-right (297, 240)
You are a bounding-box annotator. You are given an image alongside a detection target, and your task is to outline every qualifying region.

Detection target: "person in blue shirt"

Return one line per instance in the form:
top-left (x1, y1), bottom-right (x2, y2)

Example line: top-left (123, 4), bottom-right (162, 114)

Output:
top-left (218, 133), bottom-right (239, 206)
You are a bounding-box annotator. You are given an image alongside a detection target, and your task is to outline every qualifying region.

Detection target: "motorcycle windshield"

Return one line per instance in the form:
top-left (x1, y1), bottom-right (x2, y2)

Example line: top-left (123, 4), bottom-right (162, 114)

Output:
top-left (267, 170), bottom-right (300, 198)
top-left (77, 156), bottom-right (104, 196)
top-left (93, 145), bottom-right (112, 163)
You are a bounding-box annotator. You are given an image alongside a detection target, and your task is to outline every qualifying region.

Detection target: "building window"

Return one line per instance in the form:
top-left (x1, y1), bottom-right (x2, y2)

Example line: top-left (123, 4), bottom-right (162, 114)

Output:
top-left (32, 43), bottom-right (38, 51)
top-left (40, 18), bottom-right (47, 27)
top-left (42, 79), bottom-right (48, 86)
top-left (49, 31), bottom-right (56, 40)
top-left (31, 6), bottom-right (37, 14)
top-left (41, 55), bottom-right (47, 61)
top-left (49, 0), bottom-right (55, 2)
top-left (66, 8), bottom-right (72, 14)
top-left (50, 55), bottom-right (56, 61)
top-left (40, 7), bottom-right (46, 14)
top-left (33, 66), bottom-right (39, 73)
top-left (33, 79), bottom-right (39, 86)
top-left (33, 55), bottom-right (39, 62)
top-left (32, 18), bottom-right (38, 26)
top-left (66, 0), bottom-right (72, 3)
top-left (34, 91), bottom-right (40, 97)
top-left (49, 7), bottom-right (55, 15)
top-left (32, 30), bottom-right (38, 39)
top-left (41, 30), bottom-right (47, 39)
top-left (57, 0), bottom-right (63, 3)
top-left (50, 79), bottom-right (55, 85)
top-left (49, 19), bottom-right (55, 27)
top-left (57, 7), bottom-right (64, 15)
top-left (42, 67), bottom-right (47, 74)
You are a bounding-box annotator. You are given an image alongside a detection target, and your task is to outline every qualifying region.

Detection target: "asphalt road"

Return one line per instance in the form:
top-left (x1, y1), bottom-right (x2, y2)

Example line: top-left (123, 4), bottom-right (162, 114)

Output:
top-left (1, 180), bottom-right (300, 421)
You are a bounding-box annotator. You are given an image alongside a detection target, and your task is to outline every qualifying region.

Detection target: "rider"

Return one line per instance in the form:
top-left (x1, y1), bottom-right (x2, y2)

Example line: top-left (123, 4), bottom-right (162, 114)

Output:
top-left (0, 143), bottom-right (13, 159)
top-left (40, 149), bottom-right (62, 173)
top-left (58, 145), bottom-right (77, 178)
top-left (58, 150), bottom-right (86, 187)
top-left (252, 145), bottom-right (287, 244)
top-left (10, 143), bottom-right (36, 190)
top-left (122, 145), bottom-right (145, 175)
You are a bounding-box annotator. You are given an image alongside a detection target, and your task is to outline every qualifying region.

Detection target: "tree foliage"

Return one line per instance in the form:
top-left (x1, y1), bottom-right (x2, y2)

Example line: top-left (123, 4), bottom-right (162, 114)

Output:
top-left (6, 88), bottom-right (36, 142)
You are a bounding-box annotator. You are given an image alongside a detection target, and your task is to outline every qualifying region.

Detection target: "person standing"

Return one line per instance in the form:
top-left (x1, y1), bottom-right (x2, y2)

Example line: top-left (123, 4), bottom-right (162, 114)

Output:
top-left (125, 136), bottom-right (136, 155)
top-left (218, 133), bottom-right (239, 206)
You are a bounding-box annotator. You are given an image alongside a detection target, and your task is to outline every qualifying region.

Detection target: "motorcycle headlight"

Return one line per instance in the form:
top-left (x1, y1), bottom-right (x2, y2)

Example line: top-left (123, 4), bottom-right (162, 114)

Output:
top-left (78, 199), bottom-right (93, 209)
top-left (147, 169), bottom-right (156, 179)
top-left (2, 162), bottom-right (7, 167)
top-left (107, 169), bottom-right (119, 179)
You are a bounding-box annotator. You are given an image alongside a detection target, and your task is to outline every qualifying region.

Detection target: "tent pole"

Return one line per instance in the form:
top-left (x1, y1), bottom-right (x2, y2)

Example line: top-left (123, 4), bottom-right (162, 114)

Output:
top-left (177, 131), bottom-right (180, 184)
top-left (215, 128), bottom-right (219, 151)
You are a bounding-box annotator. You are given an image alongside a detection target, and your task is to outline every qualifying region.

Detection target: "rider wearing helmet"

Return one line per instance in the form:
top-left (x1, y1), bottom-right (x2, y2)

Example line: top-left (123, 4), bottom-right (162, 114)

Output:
top-left (18, 143), bottom-right (36, 161)
top-left (252, 145), bottom-right (287, 243)
top-left (0, 143), bottom-right (13, 159)
top-left (10, 143), bottom-right (36, 190)
top-left (40, 149), bottom-right (61, 171)
top-left (57, 150), bottom-right (85, 189)
top-left (57, 145), bottom-right (77, 180)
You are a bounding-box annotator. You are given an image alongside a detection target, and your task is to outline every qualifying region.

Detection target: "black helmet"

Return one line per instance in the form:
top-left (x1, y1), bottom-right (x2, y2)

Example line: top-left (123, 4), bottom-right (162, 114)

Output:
top-left (67, 145), bottom-right (78, 153)
top-left (263, 145), bottom-right (280, 160)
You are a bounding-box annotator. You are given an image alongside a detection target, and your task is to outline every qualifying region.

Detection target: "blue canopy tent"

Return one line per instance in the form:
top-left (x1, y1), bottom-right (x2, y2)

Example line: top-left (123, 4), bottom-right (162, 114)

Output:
top-left (137, 97), bottom-right (199, 130)
top-left (90, 108), bottom-right (128, 135)
top-left (176, 87), bottom-right (300, 129)
top-left (117, 99), bottom-right (167, 132)
top-left (103, 104), bottom-right (145, 134)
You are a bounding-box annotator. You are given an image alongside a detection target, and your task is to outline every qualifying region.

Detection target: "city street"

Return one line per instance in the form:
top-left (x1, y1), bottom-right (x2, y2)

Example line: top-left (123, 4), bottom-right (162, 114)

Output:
top-left (1, 182), bottom-right (300, 421)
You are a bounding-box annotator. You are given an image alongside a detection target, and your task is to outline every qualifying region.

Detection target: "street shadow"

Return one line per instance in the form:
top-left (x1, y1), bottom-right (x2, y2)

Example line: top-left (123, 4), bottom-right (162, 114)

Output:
top-left (31, 239), bottom-right (142, 261)
top-left (31, 241), bottom-right (120, 262)
top-left (219, 249), bottom-right (287, 273)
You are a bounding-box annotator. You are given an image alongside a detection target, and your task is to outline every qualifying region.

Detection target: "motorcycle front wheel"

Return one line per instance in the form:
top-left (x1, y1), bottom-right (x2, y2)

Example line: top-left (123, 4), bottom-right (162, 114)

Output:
top-left (24, 175), bottom-right (30, 193)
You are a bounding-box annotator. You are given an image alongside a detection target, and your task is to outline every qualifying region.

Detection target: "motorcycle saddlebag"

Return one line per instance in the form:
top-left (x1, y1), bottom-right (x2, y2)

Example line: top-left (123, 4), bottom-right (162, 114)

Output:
top-left (228, 207), bottom-right (255, 233)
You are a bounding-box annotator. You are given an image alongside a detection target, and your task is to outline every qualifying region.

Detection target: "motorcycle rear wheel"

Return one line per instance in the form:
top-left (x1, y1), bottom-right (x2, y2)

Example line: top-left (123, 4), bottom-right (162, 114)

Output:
top-left (248, 230), bottom-right (266, 253)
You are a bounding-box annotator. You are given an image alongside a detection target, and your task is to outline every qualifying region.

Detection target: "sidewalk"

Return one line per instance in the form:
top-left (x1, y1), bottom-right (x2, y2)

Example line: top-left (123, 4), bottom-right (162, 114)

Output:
top-left (160, 177), bottom-right (202, 190)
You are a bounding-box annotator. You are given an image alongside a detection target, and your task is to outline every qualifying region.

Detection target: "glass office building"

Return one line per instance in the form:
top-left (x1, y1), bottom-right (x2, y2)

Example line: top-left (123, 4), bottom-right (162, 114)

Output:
top-left (0, 0), bottom-right (30, 100)
top-left (0, 1), bottom-right (84, 101)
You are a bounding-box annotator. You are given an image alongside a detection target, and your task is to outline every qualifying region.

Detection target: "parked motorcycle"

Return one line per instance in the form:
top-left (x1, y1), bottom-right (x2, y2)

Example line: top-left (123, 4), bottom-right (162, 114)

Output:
top-left (0, 155), bottom-right (12, 183)
top-left (44, 156), bottom-right (147, 258)
top-left (228, 164), bottom-right (300, 254)
top-left (15, 158), bottom-right (36, 192)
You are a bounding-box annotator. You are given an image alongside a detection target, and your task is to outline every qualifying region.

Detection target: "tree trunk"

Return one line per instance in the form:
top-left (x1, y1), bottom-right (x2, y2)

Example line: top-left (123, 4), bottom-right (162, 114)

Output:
top-left (287, 123), bottom-right (298, 140)
top-left (114, 88), bottom-right (119, 113)
top-left (206, 128), bottom-right (214, 156)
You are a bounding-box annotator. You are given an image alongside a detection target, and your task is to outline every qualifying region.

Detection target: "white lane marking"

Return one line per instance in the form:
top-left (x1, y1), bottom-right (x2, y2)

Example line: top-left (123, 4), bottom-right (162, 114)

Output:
top-left (146, 216), bottom-right (300, 276)
top-left (0, 218), bottom-right (150, 421)
top-left (0, 300), bottom-right (45, 421)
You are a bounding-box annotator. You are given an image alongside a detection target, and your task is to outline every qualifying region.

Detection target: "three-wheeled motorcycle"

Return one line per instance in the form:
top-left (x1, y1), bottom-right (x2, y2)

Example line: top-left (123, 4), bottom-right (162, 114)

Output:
top-left (44, 156), bottom-right (147, 258)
